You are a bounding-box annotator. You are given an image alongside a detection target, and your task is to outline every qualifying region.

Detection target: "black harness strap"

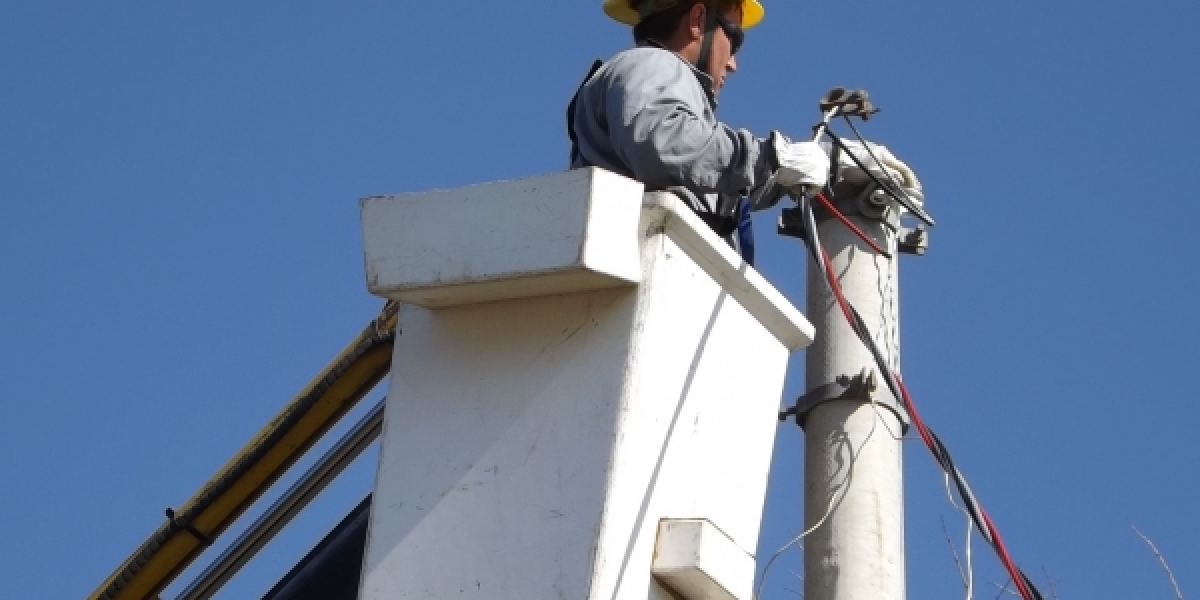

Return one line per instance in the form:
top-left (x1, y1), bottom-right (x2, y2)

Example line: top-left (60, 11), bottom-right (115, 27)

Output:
top-left (696, 211), bottom-right (739, 238)
top-left (567, 59), bottom-right (605, 163)
top-left (694, 3), bottom-right (718, 78)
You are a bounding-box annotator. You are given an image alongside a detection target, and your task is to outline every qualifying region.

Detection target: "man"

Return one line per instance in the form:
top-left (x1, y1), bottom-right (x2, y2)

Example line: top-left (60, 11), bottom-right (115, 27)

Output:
top-left (568, 0), bottom-right (830, 263)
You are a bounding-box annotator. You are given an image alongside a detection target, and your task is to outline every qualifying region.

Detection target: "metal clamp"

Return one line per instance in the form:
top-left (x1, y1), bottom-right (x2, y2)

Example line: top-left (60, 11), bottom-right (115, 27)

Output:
top-left (819, 87), bottom-right (878, 121)
top-left (779, 367), bottom-right (909, 430)
top-left (776, 189), bottom-right (931, 256)
top-left (776, 187), bottom-right (899, 237)
top-left (165, 507), bottom-right (213, 547)
top-left (898, 226), bottom-right (929, 256)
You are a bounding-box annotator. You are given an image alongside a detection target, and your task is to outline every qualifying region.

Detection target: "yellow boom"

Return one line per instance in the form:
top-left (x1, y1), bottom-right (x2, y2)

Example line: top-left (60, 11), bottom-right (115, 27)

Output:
top-left (89, 302), bottom-right (398, 600)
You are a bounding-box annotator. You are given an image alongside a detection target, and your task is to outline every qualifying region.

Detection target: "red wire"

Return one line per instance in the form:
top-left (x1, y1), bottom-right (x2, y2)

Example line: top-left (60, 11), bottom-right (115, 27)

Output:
top-left (902, 380), bottom-right (1034, 600)
top-left (816, 236), bottom-right (1037, 600)
top-left (814, 192), bottom-right (891, 258)
top-left (983, 510), bottom-right (1034, 600)
top-left (897, 378), bottom-right (935, 452)
top-left (819, 245), bottom-right (856, 327)
top-left (903, 366), bottom-right (1035, 599)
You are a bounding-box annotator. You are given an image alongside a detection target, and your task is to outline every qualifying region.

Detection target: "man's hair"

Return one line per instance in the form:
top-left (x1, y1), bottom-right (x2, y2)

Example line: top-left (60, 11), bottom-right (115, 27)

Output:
top-left (631, 0), bottom-right (739, 44)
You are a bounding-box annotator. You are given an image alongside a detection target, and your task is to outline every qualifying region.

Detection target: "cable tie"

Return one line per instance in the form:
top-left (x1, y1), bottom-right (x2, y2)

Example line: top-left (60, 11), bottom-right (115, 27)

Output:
top-left (165, 507), bottom-right (214, 547)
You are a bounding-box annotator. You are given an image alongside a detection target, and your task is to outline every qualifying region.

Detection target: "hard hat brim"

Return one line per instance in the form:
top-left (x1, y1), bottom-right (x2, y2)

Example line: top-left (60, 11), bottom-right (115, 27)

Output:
top-left (742, 0), bottom-right (764, 28)
top-left (603, 0), bottom-right (764, 29)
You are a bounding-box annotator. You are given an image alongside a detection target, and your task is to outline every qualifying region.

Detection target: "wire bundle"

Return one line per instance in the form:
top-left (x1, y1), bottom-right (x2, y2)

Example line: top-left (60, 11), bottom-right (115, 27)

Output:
top-left (797, 123), bottom-right (1045, 600)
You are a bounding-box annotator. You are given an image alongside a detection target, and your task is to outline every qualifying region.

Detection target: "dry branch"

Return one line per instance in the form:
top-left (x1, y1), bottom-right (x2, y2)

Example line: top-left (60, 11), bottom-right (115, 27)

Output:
top-left (1132, 524), bottom-right (1185, 600)
top-left (1042, 566), bottom-right (1060, 600)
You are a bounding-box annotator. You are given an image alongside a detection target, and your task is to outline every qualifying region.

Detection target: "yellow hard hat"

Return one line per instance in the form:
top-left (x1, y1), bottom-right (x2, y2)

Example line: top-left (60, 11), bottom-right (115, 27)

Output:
top-left (603, 0), bottom-right (765, 29)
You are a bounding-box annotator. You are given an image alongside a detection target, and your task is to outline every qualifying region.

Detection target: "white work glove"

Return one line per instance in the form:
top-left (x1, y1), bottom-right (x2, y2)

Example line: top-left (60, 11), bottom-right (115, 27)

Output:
top-left (770, 131), bottom-right (831, 191)
top-left (820, 139), bottom-right (930, 223)
top-left (820, 139), bottom-right (922, 197)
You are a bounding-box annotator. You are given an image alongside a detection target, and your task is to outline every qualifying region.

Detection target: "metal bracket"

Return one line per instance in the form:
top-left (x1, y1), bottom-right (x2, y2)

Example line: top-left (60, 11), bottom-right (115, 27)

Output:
top-left (776, 205), bottom-right (808, 240)
top-left (779, 367), bottom-right (909, 430)
top-left (776, 187), bottom-right (931, 256)
top-left (776, 186), bottom-right (899, 239)
top-left (165, 507), bottom-right (213, 547)
top-left (898, 226), bottom-right (929, 256)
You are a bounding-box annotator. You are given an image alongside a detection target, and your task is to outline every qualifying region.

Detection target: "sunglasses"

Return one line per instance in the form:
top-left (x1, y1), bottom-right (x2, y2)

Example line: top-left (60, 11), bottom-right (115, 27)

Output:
top-left (714, 13), bottom-right (744, 55)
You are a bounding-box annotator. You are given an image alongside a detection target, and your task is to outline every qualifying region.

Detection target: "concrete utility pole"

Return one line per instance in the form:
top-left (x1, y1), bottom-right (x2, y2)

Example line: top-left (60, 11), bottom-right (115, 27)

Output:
top-left (801, 210), bottom-right (906, 600)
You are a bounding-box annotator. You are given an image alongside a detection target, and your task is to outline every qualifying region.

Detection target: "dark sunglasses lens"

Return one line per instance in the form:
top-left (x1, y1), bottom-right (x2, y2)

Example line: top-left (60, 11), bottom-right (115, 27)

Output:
top-left (717, 17), bottom-right (744, 54)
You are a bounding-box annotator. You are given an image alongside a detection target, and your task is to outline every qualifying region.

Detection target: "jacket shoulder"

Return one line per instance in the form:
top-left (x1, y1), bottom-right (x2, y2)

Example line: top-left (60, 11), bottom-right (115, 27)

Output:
top-left (600, 46), bottom-right (691, 80)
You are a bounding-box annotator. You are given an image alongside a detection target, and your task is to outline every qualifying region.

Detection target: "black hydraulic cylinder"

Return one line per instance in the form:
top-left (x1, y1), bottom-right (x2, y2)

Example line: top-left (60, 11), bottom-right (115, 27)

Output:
top-left (261, 495), bottom-right (371, 600)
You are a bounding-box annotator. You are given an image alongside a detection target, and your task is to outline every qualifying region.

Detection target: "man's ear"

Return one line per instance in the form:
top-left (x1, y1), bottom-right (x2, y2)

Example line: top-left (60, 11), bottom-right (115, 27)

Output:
top-left (687, 2), bottom-right (707, 41)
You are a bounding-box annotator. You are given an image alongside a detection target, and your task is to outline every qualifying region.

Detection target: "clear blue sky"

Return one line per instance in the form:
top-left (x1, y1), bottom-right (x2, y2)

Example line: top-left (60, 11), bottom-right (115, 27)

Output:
top-left (2, 2), bottom-right (1196, 598)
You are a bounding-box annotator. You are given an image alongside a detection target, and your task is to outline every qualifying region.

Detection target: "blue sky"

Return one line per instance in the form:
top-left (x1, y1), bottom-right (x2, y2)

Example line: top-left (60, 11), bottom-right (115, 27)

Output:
top-left (2, 2), bottom-right (1197, 598)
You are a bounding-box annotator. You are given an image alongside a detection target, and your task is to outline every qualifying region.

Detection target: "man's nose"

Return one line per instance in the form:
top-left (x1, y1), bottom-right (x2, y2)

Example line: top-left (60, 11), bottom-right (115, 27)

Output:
top-left (727, 54), bottom-right (738, 72)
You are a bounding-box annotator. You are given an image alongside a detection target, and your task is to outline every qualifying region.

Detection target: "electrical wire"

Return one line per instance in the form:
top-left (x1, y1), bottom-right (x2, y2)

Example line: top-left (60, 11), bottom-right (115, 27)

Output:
top-left (794, 158), bottom-right (1044, 600)
top-left (823, 128), bottom-right (934, 226)
top-left (754, 372), bottom-right (886, 600)
top-left (825, 119), bottom-right (1041, 597)
top-left (944, 474), bottom-right (976, 600)
top-left (813, 191), bottom-right (891, 258)
top-left (754, 193), bottom-right (907, 599)
top-left (840, 115), bottom-right (922, 213)
top-left (964, 509), bottom-right (975, 600)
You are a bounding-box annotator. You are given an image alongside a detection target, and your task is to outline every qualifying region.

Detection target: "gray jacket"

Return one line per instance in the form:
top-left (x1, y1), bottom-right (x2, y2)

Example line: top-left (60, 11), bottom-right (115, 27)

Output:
top-left (569, 43), bottom-right (780, 217)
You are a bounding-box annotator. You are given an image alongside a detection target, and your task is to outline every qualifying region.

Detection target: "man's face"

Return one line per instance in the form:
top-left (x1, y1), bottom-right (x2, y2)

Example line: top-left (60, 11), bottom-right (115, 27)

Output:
top-left (709, 4), bottom-right (744, 92)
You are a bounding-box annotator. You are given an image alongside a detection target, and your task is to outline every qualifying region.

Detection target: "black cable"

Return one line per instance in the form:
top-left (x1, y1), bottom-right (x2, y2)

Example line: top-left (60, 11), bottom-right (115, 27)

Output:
top-left (796, 196), bottom-right (1044, 600)
top-left (823, 117), bottom-right (1005, 551)
top-left (840, 115), bottom-right (917, 207)
top-left (824, 128), bottom-right (935, 226)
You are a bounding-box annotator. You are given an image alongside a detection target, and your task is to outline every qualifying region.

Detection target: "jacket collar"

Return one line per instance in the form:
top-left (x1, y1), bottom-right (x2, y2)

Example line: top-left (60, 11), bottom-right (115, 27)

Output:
top-left (637, 39), bottom-right (719, 109)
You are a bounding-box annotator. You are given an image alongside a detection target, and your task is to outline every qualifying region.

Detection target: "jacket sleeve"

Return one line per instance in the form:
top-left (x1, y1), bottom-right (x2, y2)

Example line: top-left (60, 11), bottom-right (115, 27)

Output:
top-left (603, 52), bottom-right (775, 199)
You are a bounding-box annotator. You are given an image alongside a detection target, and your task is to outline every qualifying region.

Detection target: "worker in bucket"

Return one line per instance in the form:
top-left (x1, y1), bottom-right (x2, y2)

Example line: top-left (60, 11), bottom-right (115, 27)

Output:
top-left (568, 0), bottom-right (829, 264)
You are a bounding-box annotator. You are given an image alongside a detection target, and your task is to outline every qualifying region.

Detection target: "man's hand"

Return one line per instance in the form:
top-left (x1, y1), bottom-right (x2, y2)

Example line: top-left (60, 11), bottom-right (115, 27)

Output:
top-left (771, 131), bottom-right (831, 191)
